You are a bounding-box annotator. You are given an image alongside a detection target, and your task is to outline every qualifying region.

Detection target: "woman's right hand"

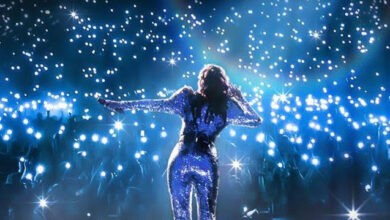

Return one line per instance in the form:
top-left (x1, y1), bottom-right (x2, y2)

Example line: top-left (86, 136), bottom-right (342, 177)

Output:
top-left (228, 83), bottom-right (244, 99)
top-left (97, 97), bottom-right (124, 113)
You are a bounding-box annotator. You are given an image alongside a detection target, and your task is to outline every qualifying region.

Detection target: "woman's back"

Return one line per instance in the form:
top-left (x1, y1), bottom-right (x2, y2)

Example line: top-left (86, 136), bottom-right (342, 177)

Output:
top-left (178, 87), bottom-right (227, 146)
top-left (98, 64), bottom-right (261, 220)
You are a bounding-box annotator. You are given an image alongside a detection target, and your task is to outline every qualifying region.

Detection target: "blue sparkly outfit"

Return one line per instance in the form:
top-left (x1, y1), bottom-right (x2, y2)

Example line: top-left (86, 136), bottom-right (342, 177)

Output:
top-left (102, 86), bottom-right (261, 220)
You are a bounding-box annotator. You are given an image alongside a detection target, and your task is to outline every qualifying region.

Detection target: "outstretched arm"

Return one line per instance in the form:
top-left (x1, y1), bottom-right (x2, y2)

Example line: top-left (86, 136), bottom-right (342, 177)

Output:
top-left (98, 86), bottom-right (193, 116)
top-left (226, 84), bottom-right (262, 127)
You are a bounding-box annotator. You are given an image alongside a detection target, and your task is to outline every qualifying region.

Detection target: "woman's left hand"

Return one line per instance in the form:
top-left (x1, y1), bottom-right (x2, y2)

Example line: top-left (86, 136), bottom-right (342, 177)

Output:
top-left (97, 97), bottom-right (124, 113)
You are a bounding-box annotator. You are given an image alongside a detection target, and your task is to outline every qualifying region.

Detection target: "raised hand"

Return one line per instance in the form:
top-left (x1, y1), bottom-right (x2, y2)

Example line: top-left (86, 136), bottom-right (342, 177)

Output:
top-left (228, 83), bottom-right (243, 99)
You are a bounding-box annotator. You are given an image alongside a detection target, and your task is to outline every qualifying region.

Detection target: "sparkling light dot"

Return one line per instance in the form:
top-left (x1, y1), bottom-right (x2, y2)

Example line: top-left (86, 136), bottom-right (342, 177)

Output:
top-left (114, 121), bottom-right (123, 130)
top-left (36, 165), bottom-right (45, 174)
top-left (348, 210), bottom-right (359, 220)
top-left (39, 198), bottom-right (48, 208)
top-left (92, 134), bottom-right (99, 142)
top-left (311, 158), bottom-right (320, 166)
top-left (80, 134), bottom-right (86, 141)
top-left (35, 132), bottom-right (42, 140)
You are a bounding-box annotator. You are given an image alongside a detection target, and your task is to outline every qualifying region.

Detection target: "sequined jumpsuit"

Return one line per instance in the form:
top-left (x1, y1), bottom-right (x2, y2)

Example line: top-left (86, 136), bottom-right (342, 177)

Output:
top-left (101, 86), bottom-right (261, 220)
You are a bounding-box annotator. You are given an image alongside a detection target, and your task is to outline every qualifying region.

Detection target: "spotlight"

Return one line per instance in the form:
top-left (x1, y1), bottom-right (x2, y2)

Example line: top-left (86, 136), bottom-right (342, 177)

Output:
top-left (169, 58), bottom-right (176, 65)
top-left (39, 198), bottom-right (48, 208)
top-left (114, 121), bottom-right (123, 130)
top-left (230, 159), bottom-right (242, 170)
top-left (348, 209), bottom-right (359, 220)
top-left (312, 31), bottom-right (320, 39)
top-left (70, 11), bottom-right (78, 18)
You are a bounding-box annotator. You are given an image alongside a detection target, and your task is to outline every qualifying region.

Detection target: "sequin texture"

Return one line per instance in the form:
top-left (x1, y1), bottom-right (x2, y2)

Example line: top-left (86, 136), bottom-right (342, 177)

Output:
top-left (102, 86), bottom-right (261, 219)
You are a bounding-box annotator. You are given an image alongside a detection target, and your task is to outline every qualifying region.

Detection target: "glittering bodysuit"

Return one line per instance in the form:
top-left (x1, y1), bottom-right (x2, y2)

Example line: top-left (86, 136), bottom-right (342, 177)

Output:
top-left (102, 86), bottom-right (261, 220)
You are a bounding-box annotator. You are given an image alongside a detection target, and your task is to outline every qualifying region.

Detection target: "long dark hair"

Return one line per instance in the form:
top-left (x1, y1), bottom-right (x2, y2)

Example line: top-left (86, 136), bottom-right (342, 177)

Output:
top-left (191, 64), bottom-right (229, 123)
